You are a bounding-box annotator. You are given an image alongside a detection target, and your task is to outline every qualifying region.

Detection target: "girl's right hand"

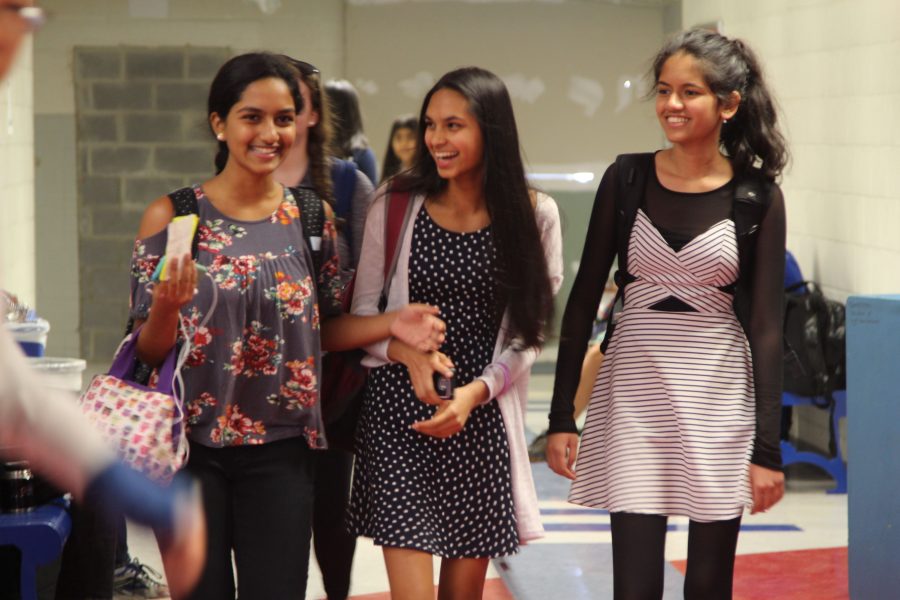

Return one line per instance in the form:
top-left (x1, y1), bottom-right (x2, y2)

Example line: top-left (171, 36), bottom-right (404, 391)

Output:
top-left (546, 432), bottom-right (580, 480)
top-left (151, 255), bottom-right (197, 316)
top-left (390, 304), bottom-right (446, 352)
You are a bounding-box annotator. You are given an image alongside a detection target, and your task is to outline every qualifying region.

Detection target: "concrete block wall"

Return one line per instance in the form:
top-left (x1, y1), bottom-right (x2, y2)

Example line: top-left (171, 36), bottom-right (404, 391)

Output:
top-left (74, 46), bottom-right (226, 362)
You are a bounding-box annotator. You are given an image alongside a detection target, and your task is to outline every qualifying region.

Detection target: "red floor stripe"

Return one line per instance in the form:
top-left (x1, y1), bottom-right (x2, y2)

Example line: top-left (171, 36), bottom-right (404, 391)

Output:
top-left (349, 577), bottom-right (514, 599)
top-left (671, 546), bottom-right (848, 600)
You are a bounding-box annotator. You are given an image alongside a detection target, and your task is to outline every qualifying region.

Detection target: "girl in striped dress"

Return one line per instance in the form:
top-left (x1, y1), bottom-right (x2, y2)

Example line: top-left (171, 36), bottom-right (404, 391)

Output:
top-left (547, 29), bottom-right (789, 599)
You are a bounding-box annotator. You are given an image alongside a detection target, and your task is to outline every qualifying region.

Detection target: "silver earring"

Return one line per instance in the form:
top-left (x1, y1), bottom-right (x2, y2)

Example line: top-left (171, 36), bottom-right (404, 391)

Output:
top-left (216, 132), bottom-right (225, 141)
top-left (723, 118), bottom-right (729, 124)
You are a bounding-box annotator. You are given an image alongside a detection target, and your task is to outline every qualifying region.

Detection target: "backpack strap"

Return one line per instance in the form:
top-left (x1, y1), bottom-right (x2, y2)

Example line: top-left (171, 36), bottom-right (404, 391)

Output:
top-left (599, 152), bottom-right (653, 352)
top-left (290, 185), bottom-right (325, 276)
top-left (331, 159), bottom-right (359, 250)
top-left (731, 172), bottom-right (771, 336)
top-left (379, 187), bottom-right (413, 312)
top-left (612, 153), bottom-right (653, 281)
top-left (167, 186), bottom-right (201, 260)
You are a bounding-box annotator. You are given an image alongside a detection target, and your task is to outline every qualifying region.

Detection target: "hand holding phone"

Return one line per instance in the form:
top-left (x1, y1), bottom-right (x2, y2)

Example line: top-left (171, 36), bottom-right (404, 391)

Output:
top-left (160, 215), bottom-right (199, 281)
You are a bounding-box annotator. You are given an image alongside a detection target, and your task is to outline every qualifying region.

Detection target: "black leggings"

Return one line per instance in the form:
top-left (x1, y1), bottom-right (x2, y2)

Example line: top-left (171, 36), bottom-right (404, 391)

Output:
top-left (610, 512), bottom-right (741, 600)
top-left (313, 448), bottom-right (356, 600)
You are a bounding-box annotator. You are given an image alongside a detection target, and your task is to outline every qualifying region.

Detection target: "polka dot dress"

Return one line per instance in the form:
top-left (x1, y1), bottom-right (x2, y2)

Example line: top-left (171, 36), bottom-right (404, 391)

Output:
top-left (347, 207), bottom-right (519, 559)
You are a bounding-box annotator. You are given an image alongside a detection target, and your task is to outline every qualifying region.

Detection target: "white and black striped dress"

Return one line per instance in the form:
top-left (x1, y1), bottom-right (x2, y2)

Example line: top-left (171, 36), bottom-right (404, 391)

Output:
top-left (569, 208), bottom-right (754, 522)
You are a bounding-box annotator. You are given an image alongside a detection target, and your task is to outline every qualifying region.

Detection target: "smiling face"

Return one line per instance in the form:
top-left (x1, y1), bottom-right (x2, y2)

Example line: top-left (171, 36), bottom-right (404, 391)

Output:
top-left (655, 51), bottom-right (739, 149)
top-left (424, 88), bottom-right (484, 184)
top-left (210, 76), bottom-right (298, 176)
top-left (391, 126), bottom-right (417, 168)
top-left (0, 0), bottom-right (32, 79)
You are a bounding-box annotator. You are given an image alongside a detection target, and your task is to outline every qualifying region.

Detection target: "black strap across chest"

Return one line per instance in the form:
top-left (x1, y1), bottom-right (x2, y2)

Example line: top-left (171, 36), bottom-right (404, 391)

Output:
top-left (600, 153), bottom-right (772, 352)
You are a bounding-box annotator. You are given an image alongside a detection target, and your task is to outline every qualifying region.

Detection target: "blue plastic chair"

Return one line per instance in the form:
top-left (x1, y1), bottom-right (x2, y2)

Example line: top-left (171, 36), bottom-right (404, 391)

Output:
top-left (780, 251), bottom-right (847, 493)
top-left (0, 497), bottom-right (71, 600)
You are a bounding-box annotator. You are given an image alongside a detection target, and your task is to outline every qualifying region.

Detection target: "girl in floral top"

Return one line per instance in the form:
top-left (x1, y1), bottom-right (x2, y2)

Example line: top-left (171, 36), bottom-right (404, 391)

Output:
top-left (130, 53), bottom-right (443, 600)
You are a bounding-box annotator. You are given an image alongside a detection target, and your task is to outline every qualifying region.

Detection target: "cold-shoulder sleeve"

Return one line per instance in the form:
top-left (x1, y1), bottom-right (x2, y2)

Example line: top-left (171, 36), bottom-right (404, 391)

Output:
top-left (748, 184), bottom-right (786, 469)
top-left (548, 164), bottom-right (619, 434)
top-left (129, 230), bottom-right (166, 321)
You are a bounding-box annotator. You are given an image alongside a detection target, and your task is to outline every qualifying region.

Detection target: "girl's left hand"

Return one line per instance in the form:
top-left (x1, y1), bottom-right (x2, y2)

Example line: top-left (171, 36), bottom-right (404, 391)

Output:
top-left (390, 304), bottom-right (446, 352)
top-left (152, 255), bottom-right (198, 316)
top-left (749, 464), bottom-right (785, 514)
top-left (411, 381), bottom-right (486, 438)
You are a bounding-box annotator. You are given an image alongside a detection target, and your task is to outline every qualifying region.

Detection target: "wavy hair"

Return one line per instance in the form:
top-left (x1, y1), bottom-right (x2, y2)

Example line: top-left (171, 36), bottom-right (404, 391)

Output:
top-left (651, 28), bottom-right (789, 180)
top-left (281, 56), bottom-right (334, 204)
top-left (400, 67), bottom-right (553, 349)
top-left (207, 53), bottom-right (303, 175)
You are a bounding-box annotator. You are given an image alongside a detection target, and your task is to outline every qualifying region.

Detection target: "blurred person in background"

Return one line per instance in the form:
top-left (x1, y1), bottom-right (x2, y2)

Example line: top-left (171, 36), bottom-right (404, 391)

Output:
top-left (325, 79), bottom-right (378, 185)
top-left (379, 114), bottom-right (417, 185)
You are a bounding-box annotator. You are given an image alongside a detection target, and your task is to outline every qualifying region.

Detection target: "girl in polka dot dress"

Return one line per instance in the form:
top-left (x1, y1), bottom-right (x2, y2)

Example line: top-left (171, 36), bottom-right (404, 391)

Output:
top-left (349, 67), bottom-right (563, 598)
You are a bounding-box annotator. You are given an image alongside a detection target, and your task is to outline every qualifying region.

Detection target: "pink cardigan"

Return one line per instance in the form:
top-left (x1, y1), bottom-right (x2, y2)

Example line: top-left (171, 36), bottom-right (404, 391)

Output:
top-left (351, 191), bottom-right (564, 543)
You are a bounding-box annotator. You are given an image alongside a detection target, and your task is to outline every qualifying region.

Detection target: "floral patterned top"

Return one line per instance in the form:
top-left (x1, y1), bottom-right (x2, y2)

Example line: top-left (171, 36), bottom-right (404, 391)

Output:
top-left (130, 185), bottom-right (343, 449)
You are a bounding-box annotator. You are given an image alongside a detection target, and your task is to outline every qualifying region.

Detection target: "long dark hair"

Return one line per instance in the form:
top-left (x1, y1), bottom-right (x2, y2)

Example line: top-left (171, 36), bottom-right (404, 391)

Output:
top-left (380, 114), bottom-right (417, 184)
top-left (324, 79), bottom-right (370, 157)
top-left (281, 56), bottom-right (333, 204)
top-left (208, 53), bottom-right (303, 174)
top-left (651, 28), bottom-right (789, 180)
top-left (402, 66), bottom-right (553, 349)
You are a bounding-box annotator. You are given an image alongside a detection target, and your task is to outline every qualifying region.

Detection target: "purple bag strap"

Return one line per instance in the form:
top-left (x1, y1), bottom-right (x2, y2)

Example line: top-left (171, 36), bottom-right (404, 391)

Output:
top-left (107, 326), bottom-right (178, 396)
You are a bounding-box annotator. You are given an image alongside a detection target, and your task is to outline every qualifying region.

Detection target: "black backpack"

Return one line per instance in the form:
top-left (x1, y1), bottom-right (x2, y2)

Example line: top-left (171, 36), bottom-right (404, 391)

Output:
top-left (330, 158), bottom-right (359, 251)
top-left (783, 281), bottom-right (846, 402)
top-left (600, 153), bottom-right (772, 352)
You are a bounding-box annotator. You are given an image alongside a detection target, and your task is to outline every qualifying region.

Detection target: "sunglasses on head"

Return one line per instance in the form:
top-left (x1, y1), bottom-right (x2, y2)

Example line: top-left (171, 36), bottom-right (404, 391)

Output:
top-left (292, 59), bottom-right (319, 77)
top-left (2, 4), bottom-right (47, 31)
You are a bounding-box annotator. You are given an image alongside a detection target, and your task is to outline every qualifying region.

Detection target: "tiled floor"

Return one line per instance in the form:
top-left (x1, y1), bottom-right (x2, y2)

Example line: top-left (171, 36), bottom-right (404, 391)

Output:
top-left (128, 368), bottom-right (849, 599)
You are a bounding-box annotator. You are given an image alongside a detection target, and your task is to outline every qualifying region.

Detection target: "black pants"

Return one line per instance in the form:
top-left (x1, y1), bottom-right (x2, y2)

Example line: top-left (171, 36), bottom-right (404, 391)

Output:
top-left (312, 448), bottom-right (356, 600)
top-left (610, 512), bottom-right (742, 600)
top-left (185, 437), bottom-right (315, 600)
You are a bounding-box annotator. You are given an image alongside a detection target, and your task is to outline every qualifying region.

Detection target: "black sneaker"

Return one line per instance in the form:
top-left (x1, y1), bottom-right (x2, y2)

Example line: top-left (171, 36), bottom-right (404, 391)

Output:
top-left (113, 557), bottom-right (170, 599)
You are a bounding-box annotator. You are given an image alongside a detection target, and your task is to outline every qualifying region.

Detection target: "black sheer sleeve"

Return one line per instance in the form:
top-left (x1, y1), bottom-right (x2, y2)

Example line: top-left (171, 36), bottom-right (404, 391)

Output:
top-left (548, 164), bottom-right (619, 434)
top-left (748, 184), bottom-right (786, 469)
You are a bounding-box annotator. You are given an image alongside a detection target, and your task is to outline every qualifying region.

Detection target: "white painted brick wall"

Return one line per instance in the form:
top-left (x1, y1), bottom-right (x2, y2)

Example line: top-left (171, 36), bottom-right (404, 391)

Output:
top-left (683, 0), bottom-right (900, 302)
top-left (0, 36), bottom-right (35, 306)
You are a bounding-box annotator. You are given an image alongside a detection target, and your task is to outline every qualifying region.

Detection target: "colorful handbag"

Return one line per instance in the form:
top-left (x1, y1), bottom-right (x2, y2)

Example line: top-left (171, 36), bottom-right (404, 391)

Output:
top-left (79, 327), bottom-right (188, 483)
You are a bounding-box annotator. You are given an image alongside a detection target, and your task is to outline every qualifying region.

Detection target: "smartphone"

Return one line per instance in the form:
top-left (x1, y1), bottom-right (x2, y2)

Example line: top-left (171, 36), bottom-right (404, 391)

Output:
top-left (433, 370), bottom-right (455, 400)
top-left (157, 214), bottom-right (199, 281)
